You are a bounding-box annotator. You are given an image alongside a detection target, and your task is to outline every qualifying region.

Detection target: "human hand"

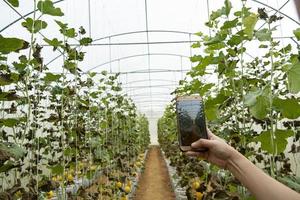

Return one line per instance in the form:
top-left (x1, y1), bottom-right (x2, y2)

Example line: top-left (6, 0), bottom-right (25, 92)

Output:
top-left (186, 129), bottom-right (236, 169)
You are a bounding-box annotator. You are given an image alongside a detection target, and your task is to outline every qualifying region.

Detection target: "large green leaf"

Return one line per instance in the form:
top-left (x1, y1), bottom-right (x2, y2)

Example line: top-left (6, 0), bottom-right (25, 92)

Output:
top-left (21, 18), bottom-right (47, 33)
top-left (0, 36), bottom-right (28, 54)
top-left (273, 97), bottom-right (300, 119)
top-left (7, 0), bottom-right (19, 7)
top-left (243, 13), bottom-right (258, 39)
top-left (249, 95), bottom-right (269, 119)
top-left (286, 61), bottom-right (300, 93)
top-left (255, 129), bottom-right (294, 154)
top-left (205, 105), bottom-right (218, 121)
top-left (244, 87), bottom-right (270, 119)
top-left (293, 28), bottom-right (300, 41)
top-left (37, 0), bottom-right (64, 16)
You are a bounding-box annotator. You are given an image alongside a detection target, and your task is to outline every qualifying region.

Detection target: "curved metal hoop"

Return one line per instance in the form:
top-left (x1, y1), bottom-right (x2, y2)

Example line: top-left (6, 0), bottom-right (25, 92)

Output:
top-left (87, 53), bottom-right (190, 72)
top-left (124, 85), bottom-right (175, 93)
top-left (123, 79), bottom-right (177, 85)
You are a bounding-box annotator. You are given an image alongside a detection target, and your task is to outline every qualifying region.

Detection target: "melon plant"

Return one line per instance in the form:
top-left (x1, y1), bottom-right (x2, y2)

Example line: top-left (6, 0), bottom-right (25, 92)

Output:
top-left (159, 0), bottom-right (300, 199)
top-left (0, 0), bottom-right (150, 199)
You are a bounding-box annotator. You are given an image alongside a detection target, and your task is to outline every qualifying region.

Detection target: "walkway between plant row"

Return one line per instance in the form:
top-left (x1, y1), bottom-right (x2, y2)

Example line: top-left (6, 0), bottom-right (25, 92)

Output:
top-left (133, 145), bottom-right (175, 200)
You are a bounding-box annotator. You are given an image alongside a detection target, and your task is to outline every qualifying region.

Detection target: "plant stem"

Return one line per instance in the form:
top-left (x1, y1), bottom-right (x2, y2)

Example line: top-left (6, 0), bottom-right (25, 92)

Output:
top-left (268, 22), bottom-right (276, 178)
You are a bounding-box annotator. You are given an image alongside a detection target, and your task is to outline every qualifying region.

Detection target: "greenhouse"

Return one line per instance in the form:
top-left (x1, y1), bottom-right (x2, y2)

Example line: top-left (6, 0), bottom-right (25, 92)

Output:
top-left (0, 0), bottom-right (300, 199)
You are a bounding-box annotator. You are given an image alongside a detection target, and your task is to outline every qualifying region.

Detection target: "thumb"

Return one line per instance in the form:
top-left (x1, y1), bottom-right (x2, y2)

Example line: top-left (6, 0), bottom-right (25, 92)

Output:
top-left (191, 139), bottom-right (214, 149)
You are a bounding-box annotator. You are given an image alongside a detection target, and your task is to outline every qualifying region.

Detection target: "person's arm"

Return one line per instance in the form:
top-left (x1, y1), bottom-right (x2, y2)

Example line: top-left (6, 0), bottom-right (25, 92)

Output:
top-left (186, 130), bottom-right (300, 200)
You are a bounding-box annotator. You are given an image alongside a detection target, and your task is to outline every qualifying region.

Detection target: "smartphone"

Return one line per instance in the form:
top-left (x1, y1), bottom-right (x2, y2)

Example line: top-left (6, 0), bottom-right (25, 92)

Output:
top-left (176, 96), bottom-right (208, 152)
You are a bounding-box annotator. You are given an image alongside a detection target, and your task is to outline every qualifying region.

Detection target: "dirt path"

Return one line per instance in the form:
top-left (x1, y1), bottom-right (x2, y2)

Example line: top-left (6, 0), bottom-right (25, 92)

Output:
top-left (133, 145), bottom-right (175, 200)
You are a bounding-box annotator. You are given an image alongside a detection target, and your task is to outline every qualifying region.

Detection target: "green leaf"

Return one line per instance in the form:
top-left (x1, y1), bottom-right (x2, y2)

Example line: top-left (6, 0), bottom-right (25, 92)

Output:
top-left (0, 117), bottom-right (26, 127)
top-left (255, 129), bottom-right (293, 154)
top-left (0, 118), bottom-right (18, 127)
top-left (79, 37), bottom-right (93, 46)
top-left (191, 41), bottom-right (201, 48)
top-left (64, 147), bottom-right (76, 156)
top-left (243, 13), bottom-right (258, 39)
top-left (249, 95), bottom-right (269, 119)
top-left (43, 72), bottom-right (61, 83)
top-left (0, 73), bottom-right (19, 86)
top-left (54, 20), bottom-right (67, 29)
top-left (221, 18), bottom-right (238, 29)
top-left (54, 20), bottom-right (77, 38)
top-left (63, 61), bottom-right (77, 74)
top-left (210, 8), bottom-right (224, 20)
top-left (0, 142), bottom-right (26, 160)
top-left (259, 44), bottom-right (268, 48)
top-left (205, 105), bottom-right (218, 121)
top-left (224, 0), bottom-right (232, 16)
top-left (194, 32), bottom-right (203, 37)
top-left (255, 28), bottom-right (271, 41)
top-left (64, 28), bottom-right (76, 38)
top-left (204, 33), bottom-right (227, 46)
top-left (190, 55), bottom-right (202, 62)
top-left (293, 28), bottom-right (300, 41)
top-left (21, 18), bottom-right (47, 33)
top-left (273, 97), bottom-right (300, 119)
top-left (244, 87), bottom-right (270, 119)
top-left (286, 61), bottom-right (300, 93)
top-left (0, 161), bottom-right (20, 173)
top-left (44, 37), bottom-right (62, 50)
top-left (279, 44), bottom-right (291, 53)
top-left (37, 0), bottom-right (64, 16)
top-left (49, 164), bottom-right (64, 175)
top-left (0, 36), bottom-right (28, 54)
top-left (7, 0), bottom-right (19, 7)
top-left (244, 89), bottom-right (261, 107)
top-left (0, 91), bottom-right (22, 101)
top-left (227, 34), bottom-right (243, 46)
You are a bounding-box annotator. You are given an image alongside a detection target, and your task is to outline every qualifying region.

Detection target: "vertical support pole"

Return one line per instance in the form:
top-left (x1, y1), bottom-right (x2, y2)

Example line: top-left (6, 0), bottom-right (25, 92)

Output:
top-left (88, 0), bottom-right (92, 38)
top-left (109, 37), bottom-right (112, 73)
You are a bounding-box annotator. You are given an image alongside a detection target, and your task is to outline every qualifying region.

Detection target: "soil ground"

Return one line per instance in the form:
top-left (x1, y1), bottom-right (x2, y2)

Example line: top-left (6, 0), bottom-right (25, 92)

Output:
top-left (133, 145), bottom-right (175, 200)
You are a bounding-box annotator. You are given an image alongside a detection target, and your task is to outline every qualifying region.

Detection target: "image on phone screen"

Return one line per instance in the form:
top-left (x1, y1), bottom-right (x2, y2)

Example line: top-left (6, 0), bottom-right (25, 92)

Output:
top-left (177, 99), bottom-right (207, 146)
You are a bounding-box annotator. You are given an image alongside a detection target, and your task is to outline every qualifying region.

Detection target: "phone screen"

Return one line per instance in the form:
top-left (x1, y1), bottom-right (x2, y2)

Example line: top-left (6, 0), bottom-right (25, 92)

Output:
top-left (176, 98), bottom-right (207, 147)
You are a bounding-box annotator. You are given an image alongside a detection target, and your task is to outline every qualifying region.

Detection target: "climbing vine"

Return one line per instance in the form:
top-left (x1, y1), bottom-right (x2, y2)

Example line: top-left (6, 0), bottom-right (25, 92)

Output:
top-left (0, 0), bottom-right (150, 199)
top-left (159, 0), bottom-right (300, 199)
